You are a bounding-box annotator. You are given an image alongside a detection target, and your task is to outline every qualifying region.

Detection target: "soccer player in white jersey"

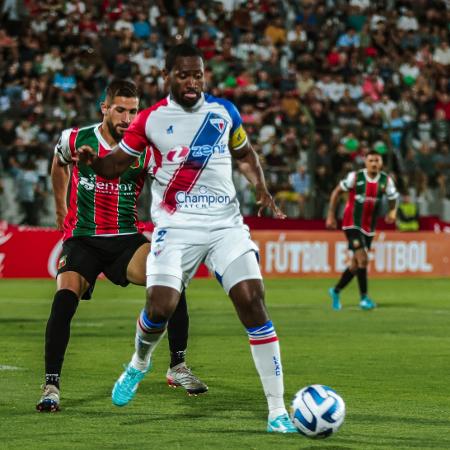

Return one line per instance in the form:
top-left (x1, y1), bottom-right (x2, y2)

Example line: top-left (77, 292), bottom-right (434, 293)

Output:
top-left (78, 43), bottom-right (296, 433)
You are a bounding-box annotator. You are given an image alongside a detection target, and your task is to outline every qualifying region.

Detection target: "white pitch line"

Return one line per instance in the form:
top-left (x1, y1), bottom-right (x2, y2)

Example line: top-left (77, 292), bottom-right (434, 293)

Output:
top-left (0, 365), bottom-right (23, 371)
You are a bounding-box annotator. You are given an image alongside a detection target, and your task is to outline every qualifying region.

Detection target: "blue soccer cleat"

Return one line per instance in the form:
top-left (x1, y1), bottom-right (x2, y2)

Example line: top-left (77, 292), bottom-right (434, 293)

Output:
top-left (267, 413), bottom-right (298, 433)
top-left (360, 296), bottom-right (377, 310)
top-left (112, 363), bottom-right (151, 406)
top-left (328, 287), bottom-right (342, 311)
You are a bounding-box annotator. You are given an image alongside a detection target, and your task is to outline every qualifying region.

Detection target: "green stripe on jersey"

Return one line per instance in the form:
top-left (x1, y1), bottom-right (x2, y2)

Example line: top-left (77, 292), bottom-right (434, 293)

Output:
top-left (73, 128), bottom-right (100, 236)
top-left (117, 154), bottom-right (147, 233)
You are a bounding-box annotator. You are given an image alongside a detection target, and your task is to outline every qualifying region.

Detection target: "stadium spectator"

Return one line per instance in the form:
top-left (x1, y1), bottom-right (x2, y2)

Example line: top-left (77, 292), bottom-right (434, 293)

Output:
top-left (0, 0), bottom-right (449, 224)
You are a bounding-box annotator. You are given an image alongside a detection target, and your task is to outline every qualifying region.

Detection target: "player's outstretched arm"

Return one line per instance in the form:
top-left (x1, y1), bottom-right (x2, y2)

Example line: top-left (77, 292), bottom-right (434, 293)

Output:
top-left (76, 145), bottom-right (136, 179)
top-left (51, 156), bottom-right (70, 231)
top-left (326, 185), bottom-right (343, 229)
top-left (232, 143), bottom-right (286, 219)
top-left (385, 199), bottom-right (398, 224)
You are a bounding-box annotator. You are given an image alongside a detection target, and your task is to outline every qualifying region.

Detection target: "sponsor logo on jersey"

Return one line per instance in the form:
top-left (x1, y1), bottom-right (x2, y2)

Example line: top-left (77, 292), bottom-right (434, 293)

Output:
top-left (174, 185), bottom-right (231, 209)
top-left (79, 176), bottom-right (134, 195)
top-left (355, 194), bottom-right (378, 204)
top-left (167, 145), bottom-right (190, 163)
top-left (166, 125), bottom-right (174, 134)
top-left (191, 143), bottom-right (226, 157)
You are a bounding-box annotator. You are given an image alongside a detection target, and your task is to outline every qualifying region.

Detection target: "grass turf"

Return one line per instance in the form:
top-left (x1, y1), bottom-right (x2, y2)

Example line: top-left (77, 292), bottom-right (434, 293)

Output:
top-left (1, 278), bottom-right (450, 449)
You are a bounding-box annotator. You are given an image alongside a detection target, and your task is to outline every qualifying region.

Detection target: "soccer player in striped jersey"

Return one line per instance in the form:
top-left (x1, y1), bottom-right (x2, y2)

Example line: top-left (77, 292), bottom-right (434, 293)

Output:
top-left (36, 79), bottom-right (206, 413)
top-left (78, 44), bottom-right (296, 433)
top-left (326, 150), bottom-right (398, 310)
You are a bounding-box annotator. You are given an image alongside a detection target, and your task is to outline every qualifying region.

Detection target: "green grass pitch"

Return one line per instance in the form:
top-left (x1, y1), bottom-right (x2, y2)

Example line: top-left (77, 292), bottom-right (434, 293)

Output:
top-left (1, 278), bottom-right (450, 449)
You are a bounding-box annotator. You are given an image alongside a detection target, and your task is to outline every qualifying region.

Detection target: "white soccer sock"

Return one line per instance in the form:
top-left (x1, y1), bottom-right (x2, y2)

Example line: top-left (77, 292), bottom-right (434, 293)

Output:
top-left (130, 310), bottom-right (167, 371)
top-left (247, 321), bottom-right (287, 419)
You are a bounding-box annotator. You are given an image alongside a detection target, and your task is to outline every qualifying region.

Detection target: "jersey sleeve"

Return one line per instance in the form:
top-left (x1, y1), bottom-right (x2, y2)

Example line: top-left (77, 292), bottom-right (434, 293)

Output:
top-left (54, 128), bottom-right (74, 165)
top-left (119, 109), bottom-right (151, 157)
top-left (386, 176), bottom-right (399, 200)
top-left (224, 100), bottom-right (248, 151)
top-left (339, 171), bottom-right (356, 191)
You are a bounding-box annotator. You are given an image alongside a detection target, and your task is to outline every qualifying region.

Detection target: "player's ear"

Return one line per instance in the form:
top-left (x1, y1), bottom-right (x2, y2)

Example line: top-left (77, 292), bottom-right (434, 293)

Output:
top-left (100, 102), bottom-right (108, 115)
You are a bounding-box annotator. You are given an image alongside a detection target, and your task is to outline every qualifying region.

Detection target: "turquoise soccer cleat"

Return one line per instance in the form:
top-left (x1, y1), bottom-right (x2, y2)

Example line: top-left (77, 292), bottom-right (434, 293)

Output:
top-left (267, 413), bottom-right (298, 433)
top-left (328, 287), bottom-right (342, 311)
top-left (360, 296), bottom-right (377, 310)
top-left (112, 363), bottom-right (151, 406)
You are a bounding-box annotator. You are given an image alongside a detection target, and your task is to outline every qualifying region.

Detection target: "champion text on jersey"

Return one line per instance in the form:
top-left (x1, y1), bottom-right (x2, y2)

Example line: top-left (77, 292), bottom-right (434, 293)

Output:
top-left (162, 112), bottom-right (228, 213)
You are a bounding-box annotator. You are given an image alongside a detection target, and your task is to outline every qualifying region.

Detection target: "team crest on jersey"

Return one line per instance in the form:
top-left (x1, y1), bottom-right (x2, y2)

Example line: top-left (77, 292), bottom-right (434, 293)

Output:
top-left (58, 255), bottom-right (67, 270)
top-left (210, 117), bottom-right (227, 132)
top-left (167, 145), bottom-right (190, 163)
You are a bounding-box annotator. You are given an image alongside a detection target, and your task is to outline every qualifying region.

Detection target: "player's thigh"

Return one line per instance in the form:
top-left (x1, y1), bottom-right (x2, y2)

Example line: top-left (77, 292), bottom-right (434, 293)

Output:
top-left (147, 227), bottom-right (207, 289)
top-left (57, 238), bottom-right (102, 298)
top-left (126, 242), bottom-right (150, 286)
top-left (206, 225), bottom-right (259, 280)
top-left (103, 233), bottom-right (149, 286)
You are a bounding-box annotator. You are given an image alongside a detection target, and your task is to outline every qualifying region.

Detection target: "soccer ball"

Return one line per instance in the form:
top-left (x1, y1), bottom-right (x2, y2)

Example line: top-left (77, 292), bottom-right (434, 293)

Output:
top-left (289, 384), bottom-right (345, 438)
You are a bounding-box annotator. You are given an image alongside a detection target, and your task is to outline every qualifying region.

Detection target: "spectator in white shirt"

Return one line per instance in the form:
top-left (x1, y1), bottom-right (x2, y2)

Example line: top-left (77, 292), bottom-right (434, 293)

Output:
top-left (397, 9), bottom-right (419, 31)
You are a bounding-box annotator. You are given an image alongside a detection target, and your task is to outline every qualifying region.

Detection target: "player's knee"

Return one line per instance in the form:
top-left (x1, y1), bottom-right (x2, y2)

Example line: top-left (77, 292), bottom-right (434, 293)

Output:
top-left (51, 289), bottom-right (79, 320)
top-left (231, 281), bottom-right (265, 315)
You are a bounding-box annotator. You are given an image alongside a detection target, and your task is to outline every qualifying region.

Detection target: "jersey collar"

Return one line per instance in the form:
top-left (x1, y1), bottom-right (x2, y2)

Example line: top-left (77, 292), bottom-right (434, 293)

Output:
top-left (363, 168), bottom-right (381, 183)
top-left (94, 123), bottom-right (114, 150)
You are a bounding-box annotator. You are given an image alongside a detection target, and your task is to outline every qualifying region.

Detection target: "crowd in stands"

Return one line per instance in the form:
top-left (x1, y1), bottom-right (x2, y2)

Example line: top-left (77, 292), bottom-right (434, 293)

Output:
top-left (0, 0), bottom-right (450, 226)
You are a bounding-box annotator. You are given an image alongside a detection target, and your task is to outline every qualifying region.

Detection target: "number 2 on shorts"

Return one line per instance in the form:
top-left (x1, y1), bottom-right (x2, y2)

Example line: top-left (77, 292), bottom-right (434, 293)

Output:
top-left (155, 229), bottom-right (167, 243)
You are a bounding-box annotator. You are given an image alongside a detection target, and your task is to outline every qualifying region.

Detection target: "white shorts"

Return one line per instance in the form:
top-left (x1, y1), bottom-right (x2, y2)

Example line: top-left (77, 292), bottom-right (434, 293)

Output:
top-left (146, 224), bottom-right (260, 292)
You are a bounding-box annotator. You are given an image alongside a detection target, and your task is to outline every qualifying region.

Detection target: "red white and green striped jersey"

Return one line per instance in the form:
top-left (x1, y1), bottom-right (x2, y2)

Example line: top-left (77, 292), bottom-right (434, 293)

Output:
top-left (54, 123), bottom-right (152, 240)
top-left (340, 169), bottom-right (398, 236)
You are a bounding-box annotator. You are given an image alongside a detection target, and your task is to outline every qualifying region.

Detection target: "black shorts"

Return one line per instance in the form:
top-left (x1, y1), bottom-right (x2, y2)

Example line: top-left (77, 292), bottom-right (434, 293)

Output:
top-left (344, 229), bottom-right (373, 251)
top-left (57, 233), bottom-right (149, 300)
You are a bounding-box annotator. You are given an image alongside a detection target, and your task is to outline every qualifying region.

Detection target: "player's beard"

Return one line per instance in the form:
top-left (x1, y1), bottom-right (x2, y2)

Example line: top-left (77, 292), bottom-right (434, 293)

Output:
top-left (174, 89), bottom-right (201, 109)
top-left (107, 120), bottom-right (126, 143)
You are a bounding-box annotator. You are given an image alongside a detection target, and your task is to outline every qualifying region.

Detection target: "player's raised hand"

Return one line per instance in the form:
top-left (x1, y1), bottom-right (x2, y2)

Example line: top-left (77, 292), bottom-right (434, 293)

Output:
top-left (75, 145), bottom-right (97, 165)
top-left (256, 186), bottom-right (286, 219)
top-left (326, 215), bottom-right (337, 229)
top-left (385, 209), bottom-right (397, 224)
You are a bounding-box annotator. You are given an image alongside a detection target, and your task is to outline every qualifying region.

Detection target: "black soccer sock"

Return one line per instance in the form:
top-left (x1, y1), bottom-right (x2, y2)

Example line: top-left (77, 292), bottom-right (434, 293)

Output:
top-left (167, 290), bottom-right (189, 368)
top-left (334, 268), bottom-right (355, 293)
top-left (356, 268), bottom-right (368, 298)
top-left (44, 289), bottom-right (79, 387)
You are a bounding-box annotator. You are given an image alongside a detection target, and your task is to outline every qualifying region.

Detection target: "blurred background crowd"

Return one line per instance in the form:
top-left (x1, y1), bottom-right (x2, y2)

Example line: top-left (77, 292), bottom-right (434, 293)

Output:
top-left (0, 0), bottom-right (449, 226)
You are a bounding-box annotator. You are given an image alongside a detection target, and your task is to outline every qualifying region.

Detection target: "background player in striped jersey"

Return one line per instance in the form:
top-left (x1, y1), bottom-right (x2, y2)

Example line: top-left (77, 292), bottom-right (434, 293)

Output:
top-left (326, 150), bottom-right (399, 310)
top-left (78, 44), bottom-right (297, 433)
top-left (36, 79), bottom-right (206, 413)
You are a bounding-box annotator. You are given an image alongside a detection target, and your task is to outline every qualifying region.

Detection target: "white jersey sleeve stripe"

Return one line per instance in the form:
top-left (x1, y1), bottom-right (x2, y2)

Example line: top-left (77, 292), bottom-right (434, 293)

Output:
top-left (119, 140), bottom-right (141, 157)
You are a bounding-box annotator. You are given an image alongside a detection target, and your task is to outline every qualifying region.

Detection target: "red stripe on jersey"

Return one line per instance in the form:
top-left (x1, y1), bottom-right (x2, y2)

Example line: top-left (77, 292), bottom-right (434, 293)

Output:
top-left (362, 181), bottom-right (378, 232)
top-left (94, 144), bottom-right (120, 234)
top-left (63, 165), bottom-right (80, 240)
top-left (249, 336), bottom-right (279, 345)
top-left (342, 190), bottom-right (355, 229)
top-left (121, 98), bottom-right (168, 155)
top-left (151, 145), bottom-right (162, 176)
top-left (162, 160), bottom-right (204, 213)
top-left (68, 127), bottom-right (79, 156)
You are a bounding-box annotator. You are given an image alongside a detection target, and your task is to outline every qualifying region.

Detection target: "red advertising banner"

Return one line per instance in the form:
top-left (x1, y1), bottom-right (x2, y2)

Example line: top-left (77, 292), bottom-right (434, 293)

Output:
top-left (0, 222), bottom-right (448, 278)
